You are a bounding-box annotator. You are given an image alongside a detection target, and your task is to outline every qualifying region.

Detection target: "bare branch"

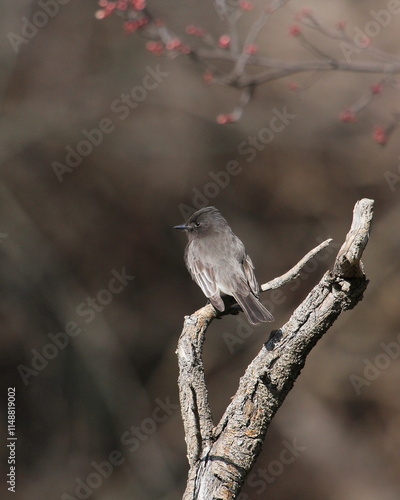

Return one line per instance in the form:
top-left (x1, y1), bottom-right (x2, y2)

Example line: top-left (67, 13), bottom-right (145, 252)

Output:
top-left (176, 305), bottom-right (216, 466)
top-left (217, 85), bottom-right (255, 123)
top-left (333, 198), bottom-right (373, 278)
top-left (235, 59), bottom-right (400, 87)
top-left (261, 237), bottom-right (332, 291)
top-left (177, 199), bottom-right (373, 499)
top-left (231, 0), bottom-right (289, 78)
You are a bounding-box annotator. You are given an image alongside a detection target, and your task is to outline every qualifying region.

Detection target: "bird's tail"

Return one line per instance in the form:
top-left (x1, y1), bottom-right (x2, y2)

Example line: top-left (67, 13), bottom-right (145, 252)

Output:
top-left (234, 292), bottom-right (274, 325)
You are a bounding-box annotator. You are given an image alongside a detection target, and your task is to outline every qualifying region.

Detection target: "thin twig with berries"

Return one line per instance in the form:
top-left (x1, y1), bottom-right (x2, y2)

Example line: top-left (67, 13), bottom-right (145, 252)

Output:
top-left (96, 1), bottom-right (400, 143)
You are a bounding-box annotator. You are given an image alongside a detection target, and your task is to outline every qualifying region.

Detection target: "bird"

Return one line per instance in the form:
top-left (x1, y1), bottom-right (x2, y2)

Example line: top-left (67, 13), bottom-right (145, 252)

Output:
top-left (174, 206), bottom-right (274, 325)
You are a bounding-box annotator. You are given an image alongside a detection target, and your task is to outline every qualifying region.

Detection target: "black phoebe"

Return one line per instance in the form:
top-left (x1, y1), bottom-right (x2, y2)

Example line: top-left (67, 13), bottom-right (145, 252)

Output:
top-left (174, 206), bottom-right (274, 325)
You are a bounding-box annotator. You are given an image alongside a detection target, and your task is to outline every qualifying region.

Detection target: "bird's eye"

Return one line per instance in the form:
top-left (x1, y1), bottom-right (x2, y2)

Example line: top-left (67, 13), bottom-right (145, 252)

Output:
top-left (194, 221), bottom-right (201, 227)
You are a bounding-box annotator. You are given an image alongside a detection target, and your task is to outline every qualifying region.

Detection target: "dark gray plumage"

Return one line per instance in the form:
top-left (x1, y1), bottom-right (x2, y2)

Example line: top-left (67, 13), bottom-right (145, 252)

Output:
top-left (174, 206), bottom-right (274, 325)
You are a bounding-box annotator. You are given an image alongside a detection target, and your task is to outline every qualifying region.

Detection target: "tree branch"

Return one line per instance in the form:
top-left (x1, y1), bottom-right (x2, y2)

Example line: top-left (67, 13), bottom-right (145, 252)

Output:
top-left (176, 305), bottom-right (216, 467)
top-left (261, 237), bottom-right (332, 291)
top-left (177, 198), bottom-right (373, 500)
top-left (97, 3), bottom-right (400, 136)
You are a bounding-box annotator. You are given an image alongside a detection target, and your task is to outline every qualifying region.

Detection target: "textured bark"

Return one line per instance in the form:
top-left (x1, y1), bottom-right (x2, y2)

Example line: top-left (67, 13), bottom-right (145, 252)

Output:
top-left (177, 199), bottom-right (373, 500)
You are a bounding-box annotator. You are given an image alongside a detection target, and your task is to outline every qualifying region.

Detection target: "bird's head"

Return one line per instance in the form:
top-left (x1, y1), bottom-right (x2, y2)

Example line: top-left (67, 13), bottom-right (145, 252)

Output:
top-left (174, 206), bottom-right (226, 237)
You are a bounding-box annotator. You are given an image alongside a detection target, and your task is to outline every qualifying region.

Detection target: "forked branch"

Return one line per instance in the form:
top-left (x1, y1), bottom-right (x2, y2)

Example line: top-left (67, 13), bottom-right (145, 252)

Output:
top-left (177, 198), bottom-right (373, 499)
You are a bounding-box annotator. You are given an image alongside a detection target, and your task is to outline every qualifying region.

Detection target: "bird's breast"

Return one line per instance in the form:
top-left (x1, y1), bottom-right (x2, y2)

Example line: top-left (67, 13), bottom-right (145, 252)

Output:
top-left (189, 235), bottom-right (226, 265)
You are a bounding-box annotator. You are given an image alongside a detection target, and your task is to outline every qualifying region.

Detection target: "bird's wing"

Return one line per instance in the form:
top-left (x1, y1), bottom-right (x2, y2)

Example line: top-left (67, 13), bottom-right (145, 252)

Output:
top-left (185, 246), bottom-right (225, 311)
top-left (242, 253), bottom-right (261, 296)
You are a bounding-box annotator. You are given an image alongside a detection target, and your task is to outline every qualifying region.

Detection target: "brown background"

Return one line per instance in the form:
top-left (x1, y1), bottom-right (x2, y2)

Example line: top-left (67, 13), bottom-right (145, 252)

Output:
top-left (1, 1), bottom-right (400, 499)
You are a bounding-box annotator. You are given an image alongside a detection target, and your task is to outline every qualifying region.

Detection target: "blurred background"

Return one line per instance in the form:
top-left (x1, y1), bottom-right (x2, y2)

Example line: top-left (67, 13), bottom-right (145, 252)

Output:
top-left (1, 0), bottom-right (400, 499)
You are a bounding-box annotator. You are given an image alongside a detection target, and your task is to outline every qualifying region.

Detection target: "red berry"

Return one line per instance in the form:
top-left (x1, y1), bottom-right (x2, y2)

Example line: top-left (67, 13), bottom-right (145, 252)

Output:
top-left (185, 25), bottom-right (205, 37)
top-left (288, 25), bottom-right (301, 36)
top-left (339, 109), bottom-right (357, 123)
top-left (372, 126), bottom-right (387, 145)
top-left (146, 41), bottom-right (163, 55)
top-left (216, 114), bottom-right (234, 124)
top-left (166, 38), bottom-right (181, 50)
top-left (131, 0), bottom-right (145, 10)
top-left (239, 1), bottom-right (254, 11)
top-left (371, 83), bottom-right (383, 94)
top-left (95, 9), bottom-right (106, 19)
top-left (123, 21), bottom-right (136, 32)
top-left (244, 44), bottom-right (257, 54)
top-left (218, 35), bottom-right (231, 48)
top-left (116, 0), bottom-right (128, 9)
top-left (98, 1), bottom-right (116, 16)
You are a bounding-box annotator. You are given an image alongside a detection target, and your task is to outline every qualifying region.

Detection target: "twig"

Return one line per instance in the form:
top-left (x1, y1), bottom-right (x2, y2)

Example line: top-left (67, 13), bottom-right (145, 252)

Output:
top-left (236, 59), bottom-right (400, 87)
top-left (98, 3), bottom-right (400, 138)
top-left (230, 0), bottom-right (290, 79)
top-left (296, 33), bottom-right (337, 65)
top-left (177, 199), bottom-right (373, 499)
top-left (261, 238), bottom-right (332, 291)
top-left (218, 85), bottom-right (255, 123)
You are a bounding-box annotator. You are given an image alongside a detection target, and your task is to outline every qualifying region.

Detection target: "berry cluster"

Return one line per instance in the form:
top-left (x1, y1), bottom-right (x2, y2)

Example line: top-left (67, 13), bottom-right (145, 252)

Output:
top-left (96, 0), bottom-right (146, 19)
top-left (94, 1), bottom-right (400, 140)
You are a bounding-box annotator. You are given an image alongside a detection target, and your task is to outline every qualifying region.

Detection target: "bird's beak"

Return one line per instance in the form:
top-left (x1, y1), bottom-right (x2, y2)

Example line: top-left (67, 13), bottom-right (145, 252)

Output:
top-left (174, 224), bottom-right (189, 230)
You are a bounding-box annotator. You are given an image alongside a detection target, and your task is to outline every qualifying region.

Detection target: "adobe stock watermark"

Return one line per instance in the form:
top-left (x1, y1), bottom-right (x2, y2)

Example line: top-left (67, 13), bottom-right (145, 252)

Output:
top-left (8, 0), bottom-right (71, 53)
top-left (178, 106), bottom-right (296, 220)
top-left (52, 64), bottom-right (169, 182)
top-left (244, 438), bottom-right (306, 496)
top-left (17, 267), bottom-right (135, 385)
top-left (340, 1), bottom-right (400, 62)
top-left (222, 237), bottom-right (340, 354)
top-left (62, 397), bottom-right (179, 500)
top-left (349, 332), bottom-right (400, 395)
